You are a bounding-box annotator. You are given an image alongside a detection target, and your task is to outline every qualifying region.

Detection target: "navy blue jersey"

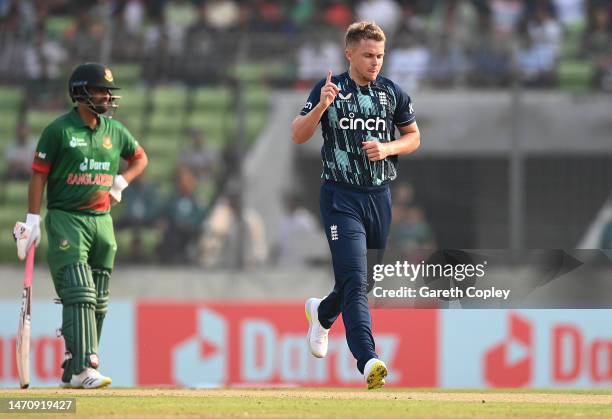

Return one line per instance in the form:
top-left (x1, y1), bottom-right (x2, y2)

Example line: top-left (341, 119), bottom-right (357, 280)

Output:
top-left (300, 72), bottom-right (416, 187)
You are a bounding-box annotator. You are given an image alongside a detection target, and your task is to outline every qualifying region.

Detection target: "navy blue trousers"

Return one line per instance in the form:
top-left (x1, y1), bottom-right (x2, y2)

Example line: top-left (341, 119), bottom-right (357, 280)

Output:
top-left (317, 181), bottom-right (392, 374)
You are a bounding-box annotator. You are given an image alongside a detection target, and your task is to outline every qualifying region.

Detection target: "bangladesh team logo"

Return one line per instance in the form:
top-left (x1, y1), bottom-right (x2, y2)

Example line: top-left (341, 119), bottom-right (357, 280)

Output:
top-left (102, 136), bottom-right (113, 149)
top-left (104, 68), bottom-right (113, 82)
top-left (59, 239), bottom-right (70, 251)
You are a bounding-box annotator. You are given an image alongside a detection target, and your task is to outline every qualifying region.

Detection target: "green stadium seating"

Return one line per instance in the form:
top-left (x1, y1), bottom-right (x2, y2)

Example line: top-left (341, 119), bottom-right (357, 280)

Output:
top-left (192, 87), bottom-right (233, 107)
top-left (3, 180), bottom-right (28, 202)
top-left (114, 229), bottom-right (162, 262)
top-left (0, 118), bottom-right (17, 137)
top-left (0, 87), bottom-right (22, 111)
top-left (0, 205), bottom-right (24, 226)
top-left (27, 111), bottom-right (62, 133)
top-left (151, 86), bottom-right (188, 109)
top-left (558, 60), bottom-right (592, 92)
top-left (45, 16), bottom-right (73, 40)
top-left (110, 63), bottom-right (142, 86)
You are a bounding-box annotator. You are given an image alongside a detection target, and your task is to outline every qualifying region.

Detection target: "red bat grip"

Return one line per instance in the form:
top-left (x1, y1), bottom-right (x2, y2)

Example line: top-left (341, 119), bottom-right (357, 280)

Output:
top-left (23, 246), bottom-right (35, 288)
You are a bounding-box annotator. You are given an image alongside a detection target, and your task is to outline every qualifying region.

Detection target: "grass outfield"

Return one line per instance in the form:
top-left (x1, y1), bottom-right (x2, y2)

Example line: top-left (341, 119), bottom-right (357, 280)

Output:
top-left (0, 388), bottom-right (611, 418)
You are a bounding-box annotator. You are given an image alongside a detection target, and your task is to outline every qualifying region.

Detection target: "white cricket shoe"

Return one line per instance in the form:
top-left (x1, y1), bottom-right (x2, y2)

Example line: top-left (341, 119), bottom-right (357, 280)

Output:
top-left (69, 368), bottom-right (112, 389)
top-left (305, 297), bottom-right (329, 358)
top-left (364, 358), bottom-right (388, 390)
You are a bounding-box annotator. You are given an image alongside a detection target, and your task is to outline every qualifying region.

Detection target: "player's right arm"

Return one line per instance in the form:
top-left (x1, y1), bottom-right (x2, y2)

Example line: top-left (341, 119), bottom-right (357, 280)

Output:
top-left (28, 123), bottom-right (57, 215)
top-left (13, 168), bottom-right (46, 260)
top-left (13, 125), bottom-right (57, 259)
top-left (291, 71), bottom-right (339, 144)
top-left (28, 171), bottom-right (47, 215)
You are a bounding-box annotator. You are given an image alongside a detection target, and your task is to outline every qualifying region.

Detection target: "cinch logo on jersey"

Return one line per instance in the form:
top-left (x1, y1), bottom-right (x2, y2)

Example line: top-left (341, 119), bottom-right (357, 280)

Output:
top-left (339, 112), bottom-right (386, 132)
top-left (78, 157), bottom-right (111, 172)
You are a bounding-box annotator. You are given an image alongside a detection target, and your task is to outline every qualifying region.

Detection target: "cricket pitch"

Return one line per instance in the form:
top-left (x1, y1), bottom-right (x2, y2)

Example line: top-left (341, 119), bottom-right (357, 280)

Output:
top-left (1, 388), bottom-right (611, 418)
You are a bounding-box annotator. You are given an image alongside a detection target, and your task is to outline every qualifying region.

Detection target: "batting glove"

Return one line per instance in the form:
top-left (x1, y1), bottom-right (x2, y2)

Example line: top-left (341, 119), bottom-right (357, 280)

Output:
top-left (110, 174), bottom-right (128, 204)
top-left (13, 213), bottom-right (41, 260)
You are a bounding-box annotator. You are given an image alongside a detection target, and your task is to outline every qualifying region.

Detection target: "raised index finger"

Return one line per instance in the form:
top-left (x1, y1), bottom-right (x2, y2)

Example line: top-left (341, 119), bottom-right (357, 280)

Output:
top-left (326, 70), bottom-right (332, 85)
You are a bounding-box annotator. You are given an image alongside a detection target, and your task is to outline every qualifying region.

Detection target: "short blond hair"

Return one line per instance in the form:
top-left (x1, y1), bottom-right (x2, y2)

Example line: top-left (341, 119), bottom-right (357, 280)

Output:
top-left (345, 21), bottom-right (386, 48)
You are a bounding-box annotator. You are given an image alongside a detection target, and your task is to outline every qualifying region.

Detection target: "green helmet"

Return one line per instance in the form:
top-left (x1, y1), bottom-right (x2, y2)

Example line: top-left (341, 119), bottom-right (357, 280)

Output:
top-left (68, 62), bottom-right (121, 116)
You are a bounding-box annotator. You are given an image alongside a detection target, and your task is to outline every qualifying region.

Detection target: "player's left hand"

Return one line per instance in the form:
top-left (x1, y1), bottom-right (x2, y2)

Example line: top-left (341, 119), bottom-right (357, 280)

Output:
top-left (362, 141), bottom-right (389, 161)
top-left (110, 174), bottom-right (128, 205)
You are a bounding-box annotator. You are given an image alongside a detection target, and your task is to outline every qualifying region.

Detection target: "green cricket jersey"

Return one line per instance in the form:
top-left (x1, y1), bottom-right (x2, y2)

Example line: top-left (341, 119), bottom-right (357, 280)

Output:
top-left (32, 108), bottom-right (143, 215)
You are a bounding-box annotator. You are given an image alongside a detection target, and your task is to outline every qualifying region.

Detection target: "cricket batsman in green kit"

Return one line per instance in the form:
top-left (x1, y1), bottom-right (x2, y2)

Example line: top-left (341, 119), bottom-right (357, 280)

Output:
top-left (12, 62), bottom-right (148, 388)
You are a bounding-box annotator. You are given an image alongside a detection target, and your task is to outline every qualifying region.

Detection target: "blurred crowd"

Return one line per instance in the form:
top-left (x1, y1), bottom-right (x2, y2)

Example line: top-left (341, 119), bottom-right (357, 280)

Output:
top-left (0, 0), bottom-right (611, 90)
top-left (2, 0), bottom-right (611, 266)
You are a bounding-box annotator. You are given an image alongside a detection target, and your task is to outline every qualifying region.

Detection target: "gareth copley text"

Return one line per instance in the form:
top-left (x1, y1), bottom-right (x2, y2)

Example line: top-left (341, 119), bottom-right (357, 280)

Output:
top-left (372, 260), bottom-right (511, 301)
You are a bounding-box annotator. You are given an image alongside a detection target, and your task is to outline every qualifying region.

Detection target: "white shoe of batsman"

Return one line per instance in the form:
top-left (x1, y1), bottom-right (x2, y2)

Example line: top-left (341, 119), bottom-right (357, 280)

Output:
top-left (69, 368), bottom-right (112, 389)
top-left (305, 297), bottom-right (329, 358)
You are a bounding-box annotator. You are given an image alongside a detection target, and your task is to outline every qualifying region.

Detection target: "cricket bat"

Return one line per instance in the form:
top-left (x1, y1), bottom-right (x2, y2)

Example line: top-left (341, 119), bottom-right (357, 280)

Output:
top-left (16, 246), bottom-right (35, 389)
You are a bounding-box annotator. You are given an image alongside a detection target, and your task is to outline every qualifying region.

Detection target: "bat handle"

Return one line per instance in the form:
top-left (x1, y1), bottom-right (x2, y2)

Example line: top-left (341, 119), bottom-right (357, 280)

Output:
top-left (23, 246), bottom-right (36, 288)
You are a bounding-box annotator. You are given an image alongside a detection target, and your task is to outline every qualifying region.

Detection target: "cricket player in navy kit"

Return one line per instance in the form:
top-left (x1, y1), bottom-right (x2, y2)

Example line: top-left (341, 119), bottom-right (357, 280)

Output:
top-left (291, 21), bottom-right (420, 389)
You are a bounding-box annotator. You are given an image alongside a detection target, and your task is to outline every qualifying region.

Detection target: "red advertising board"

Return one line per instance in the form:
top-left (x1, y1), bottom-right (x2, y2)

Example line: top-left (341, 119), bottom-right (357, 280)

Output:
top-left (136, 302), bottom-right (438, 387)
top-left (440, 310), bottom-right (612, 388)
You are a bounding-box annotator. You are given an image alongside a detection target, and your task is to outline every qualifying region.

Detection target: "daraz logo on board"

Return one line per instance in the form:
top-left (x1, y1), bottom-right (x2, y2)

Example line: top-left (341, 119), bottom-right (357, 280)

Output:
top-left (477, 312), bottom-right (612, 387)
top-left (484, 313), bottom-right (533, 387)
top-left (137, 303), bottom-right (438, 387)
top-left (440, 311), bottom-right (612, 388)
